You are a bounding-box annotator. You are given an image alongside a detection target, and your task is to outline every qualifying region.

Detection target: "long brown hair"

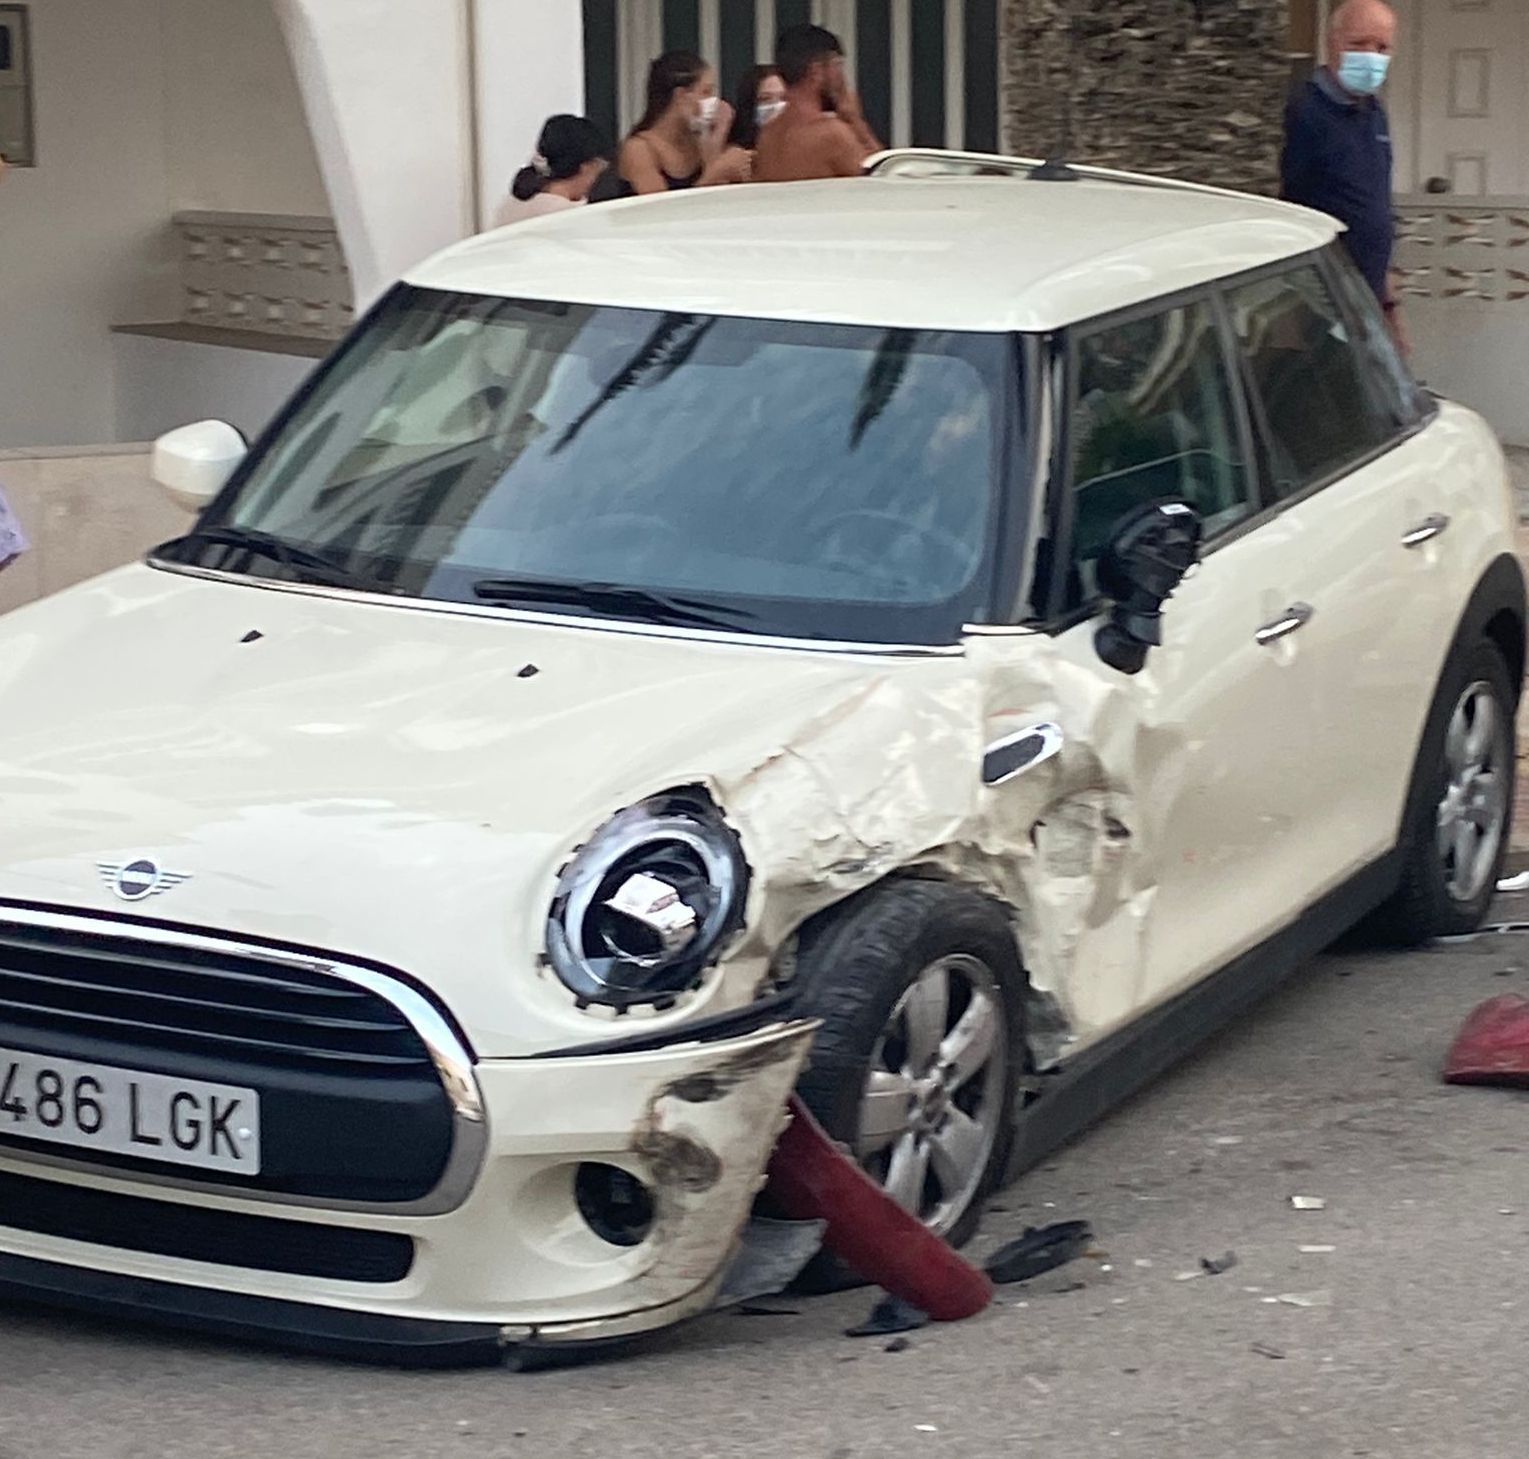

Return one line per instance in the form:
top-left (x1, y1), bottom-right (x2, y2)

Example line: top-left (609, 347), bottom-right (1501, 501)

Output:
top-left (632, 50), bottom-right (708, 134)
top-left (726, 65), bottom-right (782, 149)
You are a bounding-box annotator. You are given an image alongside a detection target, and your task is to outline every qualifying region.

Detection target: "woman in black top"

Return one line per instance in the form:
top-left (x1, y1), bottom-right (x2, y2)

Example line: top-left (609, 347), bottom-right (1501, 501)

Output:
top-left (618, 51), bottom-right (734, 195)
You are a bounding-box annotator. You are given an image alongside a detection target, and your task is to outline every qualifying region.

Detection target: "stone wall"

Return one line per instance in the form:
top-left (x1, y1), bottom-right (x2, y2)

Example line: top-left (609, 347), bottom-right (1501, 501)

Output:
top-left (1001, 1), bottom-right (1292, 196)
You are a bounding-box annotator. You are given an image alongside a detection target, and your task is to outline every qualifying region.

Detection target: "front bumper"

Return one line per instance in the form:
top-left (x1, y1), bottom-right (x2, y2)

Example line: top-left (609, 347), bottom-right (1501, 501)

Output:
top-left (0, 1016), bottom-right (817, 1360)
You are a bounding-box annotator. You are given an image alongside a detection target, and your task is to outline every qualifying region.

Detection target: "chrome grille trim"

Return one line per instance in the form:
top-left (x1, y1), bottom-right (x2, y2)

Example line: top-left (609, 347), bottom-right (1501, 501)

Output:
top-left (0, 905), bottom-right (486, 1217)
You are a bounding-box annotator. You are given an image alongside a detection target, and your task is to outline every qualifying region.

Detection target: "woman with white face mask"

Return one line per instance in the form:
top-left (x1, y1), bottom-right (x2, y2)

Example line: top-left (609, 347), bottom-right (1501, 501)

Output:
top-left (618, 51), bottom-right (736, 195)
top-left (707, 66), bottom-right (787, 186)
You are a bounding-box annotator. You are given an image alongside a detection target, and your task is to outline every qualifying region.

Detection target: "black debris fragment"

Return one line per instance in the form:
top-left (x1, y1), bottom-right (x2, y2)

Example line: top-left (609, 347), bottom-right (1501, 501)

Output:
top-left (984, 1221), bottom-right (1094, 1285)
top-left (884, 1337), bottom-right (912, 1353)
top-left (735, 1303), bottom-right (802, 1318)
top-left (1200, 1251), bottom-right (1238, 1276)
top-left (1251, 1342), bottom-right (1287, 1361)
top-left (845, 1293), bottom-right (930, 1338)
top-left (517, 663), bottom-right (540, 679)
top-left (239, 630), bottom-right (264, 644)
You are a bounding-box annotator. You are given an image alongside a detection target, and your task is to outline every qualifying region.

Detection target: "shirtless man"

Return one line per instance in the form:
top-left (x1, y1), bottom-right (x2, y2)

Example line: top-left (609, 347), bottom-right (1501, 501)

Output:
top-left (753, 24), bottom-right (883, 183)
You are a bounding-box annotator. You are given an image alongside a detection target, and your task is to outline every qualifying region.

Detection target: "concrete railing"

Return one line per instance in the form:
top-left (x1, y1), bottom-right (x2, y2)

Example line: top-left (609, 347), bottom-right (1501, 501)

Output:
top-left (0, 446), bottom-right (191, 616)
top-left (1394, 197), bottom-right (1529, 304)
top-left (175, 211), bottom-right (353, 343)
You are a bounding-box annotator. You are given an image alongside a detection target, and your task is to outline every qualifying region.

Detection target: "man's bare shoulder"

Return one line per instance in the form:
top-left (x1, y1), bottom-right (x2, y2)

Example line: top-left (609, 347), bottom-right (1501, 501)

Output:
top-left (756, 112), bottom-right (864, 181)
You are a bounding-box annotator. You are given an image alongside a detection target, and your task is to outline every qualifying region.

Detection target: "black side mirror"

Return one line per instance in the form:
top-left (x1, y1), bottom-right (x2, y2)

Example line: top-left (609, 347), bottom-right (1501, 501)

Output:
top-left (1094, 501), bottom-right (1203, 675)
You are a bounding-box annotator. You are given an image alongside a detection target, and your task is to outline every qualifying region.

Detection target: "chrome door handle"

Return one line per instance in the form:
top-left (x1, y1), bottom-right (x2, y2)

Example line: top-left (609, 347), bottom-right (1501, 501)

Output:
top-left (1402, 513), bottom-right (1451, 549)
top-left (1255, 602), bottom-right (1314, 646)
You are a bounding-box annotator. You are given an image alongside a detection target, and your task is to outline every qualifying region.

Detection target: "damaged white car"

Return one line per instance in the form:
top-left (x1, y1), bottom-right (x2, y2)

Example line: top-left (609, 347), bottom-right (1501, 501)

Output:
top-left (0, 148), bottom-right (1520, 1361)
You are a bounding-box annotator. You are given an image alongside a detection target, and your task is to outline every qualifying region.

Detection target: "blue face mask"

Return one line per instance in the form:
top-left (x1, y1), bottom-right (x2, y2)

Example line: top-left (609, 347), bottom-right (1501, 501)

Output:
top-left (1337, 50), bottom-right (1391, 96)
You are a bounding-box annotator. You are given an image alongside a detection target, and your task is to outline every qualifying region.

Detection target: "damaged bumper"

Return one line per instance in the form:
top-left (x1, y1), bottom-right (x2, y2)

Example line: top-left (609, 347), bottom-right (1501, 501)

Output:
top-left (0, 1018), bottom-right (817, 1364)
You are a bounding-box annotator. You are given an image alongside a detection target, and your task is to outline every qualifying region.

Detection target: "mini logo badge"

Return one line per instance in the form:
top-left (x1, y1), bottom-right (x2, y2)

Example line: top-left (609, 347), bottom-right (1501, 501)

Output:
top-left (97, 858), bottom-right (191, 902)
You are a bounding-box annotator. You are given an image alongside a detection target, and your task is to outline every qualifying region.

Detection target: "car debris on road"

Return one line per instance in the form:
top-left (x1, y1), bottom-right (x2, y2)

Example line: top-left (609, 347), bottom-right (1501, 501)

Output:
top-left (1444, 993), bottom-right (1529, 1088)
top-left (983, 1221), bottom-right (1095, 1285)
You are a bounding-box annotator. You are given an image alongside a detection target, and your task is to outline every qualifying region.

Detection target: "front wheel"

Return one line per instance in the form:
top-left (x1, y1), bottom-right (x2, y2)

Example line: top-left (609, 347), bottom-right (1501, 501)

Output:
top-left (1370, 640), bottom-right (1517, 944)
top-left (792, 881), bottom-right (1024, 1253)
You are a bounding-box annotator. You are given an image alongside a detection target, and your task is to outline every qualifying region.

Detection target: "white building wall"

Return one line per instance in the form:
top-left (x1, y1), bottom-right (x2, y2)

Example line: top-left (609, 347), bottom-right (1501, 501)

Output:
top-left (474, 0), bottom-right (586, 227)
top-left (0, 0), bottom-right (332, 452)
top-left (273, 0), bottom-right (588, 308)
top-left (113, 334), bottom-right (317, 446)
top-left (0, 0), bottom-right (179, 450)
top-left (161, 0), bottom-right (330, 215)
top-left (273, 0), bottom-right (477, 311)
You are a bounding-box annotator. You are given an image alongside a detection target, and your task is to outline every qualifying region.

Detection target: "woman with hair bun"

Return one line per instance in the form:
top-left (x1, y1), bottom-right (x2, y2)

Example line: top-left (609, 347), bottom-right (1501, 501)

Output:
top-left (492, 114), bottom-right (610, 228)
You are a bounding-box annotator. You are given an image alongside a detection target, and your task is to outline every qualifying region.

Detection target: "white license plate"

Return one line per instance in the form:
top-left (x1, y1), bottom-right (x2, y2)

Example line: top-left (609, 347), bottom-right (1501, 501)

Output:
top-left (0, 1046), bottom-right (260, 1175)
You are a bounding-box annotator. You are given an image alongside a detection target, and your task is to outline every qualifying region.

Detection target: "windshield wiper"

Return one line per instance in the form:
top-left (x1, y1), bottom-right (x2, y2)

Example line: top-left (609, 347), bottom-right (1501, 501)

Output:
top-left (472, 577), bottom-right (754, 631)
top-left (159, 526), bottom-right (383, 592)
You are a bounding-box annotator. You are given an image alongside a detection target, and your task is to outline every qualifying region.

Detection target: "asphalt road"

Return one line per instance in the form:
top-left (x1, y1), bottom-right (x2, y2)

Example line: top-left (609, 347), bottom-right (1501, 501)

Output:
top-left (2, 921), bottom-right (1527, 1459)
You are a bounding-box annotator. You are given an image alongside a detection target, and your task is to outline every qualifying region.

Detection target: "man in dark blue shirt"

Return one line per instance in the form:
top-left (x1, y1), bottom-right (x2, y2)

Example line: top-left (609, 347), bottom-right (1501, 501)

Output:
top-left (1281, 0), bottom-right (1405, 351)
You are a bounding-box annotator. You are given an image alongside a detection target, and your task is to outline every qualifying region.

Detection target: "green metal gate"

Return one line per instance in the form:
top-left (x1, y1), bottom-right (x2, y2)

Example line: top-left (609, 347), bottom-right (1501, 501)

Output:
top-left (581, 0), bottom-right (1001, 156)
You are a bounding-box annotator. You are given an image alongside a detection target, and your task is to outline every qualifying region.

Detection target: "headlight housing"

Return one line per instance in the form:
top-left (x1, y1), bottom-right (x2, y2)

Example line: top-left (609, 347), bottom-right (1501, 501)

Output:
top-left (546, 790), bottom-right (748, 1009)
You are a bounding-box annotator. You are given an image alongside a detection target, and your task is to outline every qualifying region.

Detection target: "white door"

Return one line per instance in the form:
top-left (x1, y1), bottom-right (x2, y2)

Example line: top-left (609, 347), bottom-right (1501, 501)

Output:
top-left (1019, 295), bottom-right (1333, 1028)
top-left (1390, 0), bottom-right (1529, 196)
top-left (1221, 257), bottom-right (1454, 878)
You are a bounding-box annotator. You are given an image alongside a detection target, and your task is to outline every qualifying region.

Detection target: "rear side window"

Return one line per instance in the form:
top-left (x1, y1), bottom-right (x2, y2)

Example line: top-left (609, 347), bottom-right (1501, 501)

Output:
top-left (1063, 298), bottom-right (1255, 610)
top-left (1226, 263), bottom-right (1395, 498)
top-left (1323, 244), bottom-right (1427, 432)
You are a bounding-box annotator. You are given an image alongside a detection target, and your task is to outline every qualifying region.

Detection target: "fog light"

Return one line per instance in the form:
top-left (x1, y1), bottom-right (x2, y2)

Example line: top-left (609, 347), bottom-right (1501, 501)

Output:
top-left (574, 1163), bottom-right (655, 1248)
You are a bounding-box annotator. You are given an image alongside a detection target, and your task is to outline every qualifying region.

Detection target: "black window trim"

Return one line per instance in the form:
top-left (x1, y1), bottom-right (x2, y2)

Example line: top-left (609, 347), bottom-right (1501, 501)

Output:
top-left (1214, 246), bottom-right (1438, 517)
top-left (1031, 247), bottom-right (1442, 635)
top-left (1037, 280), bottom-right (1268, 629)
top-left (984, 331), bottom-right (1050, 625)
top-left (1314, 241), bottom-right (1437, 434)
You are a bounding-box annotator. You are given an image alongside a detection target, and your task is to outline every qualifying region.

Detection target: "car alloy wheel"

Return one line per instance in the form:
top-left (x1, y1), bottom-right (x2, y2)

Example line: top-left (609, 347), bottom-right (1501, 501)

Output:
top-left (1437, 679), bottom-right (1510, 905)
top-left (854, 953), bottom-right (1008, 1238)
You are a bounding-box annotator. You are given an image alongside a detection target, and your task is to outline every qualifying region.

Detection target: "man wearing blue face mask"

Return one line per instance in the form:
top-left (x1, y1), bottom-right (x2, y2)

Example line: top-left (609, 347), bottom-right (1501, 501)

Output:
top-left (1281, 0), bottom-right (1405, 351)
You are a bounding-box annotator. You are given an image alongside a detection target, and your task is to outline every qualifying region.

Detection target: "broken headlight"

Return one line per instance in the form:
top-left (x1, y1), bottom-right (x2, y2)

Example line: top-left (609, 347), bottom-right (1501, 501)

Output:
top-left (546, 791), bottom-right (748, 1009)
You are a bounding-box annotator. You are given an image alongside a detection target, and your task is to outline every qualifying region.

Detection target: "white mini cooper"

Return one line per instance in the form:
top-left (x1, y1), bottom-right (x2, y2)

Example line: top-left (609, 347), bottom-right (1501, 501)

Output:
top-left (0, 149), bottom-right (1519, 1362)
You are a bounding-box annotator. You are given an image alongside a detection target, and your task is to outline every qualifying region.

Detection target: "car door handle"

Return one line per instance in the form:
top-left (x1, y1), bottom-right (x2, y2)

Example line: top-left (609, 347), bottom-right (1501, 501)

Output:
top-left (1402, 513), bottom-right (1451, 549)
top-left (1255, 602), bottom-right (1314, 646)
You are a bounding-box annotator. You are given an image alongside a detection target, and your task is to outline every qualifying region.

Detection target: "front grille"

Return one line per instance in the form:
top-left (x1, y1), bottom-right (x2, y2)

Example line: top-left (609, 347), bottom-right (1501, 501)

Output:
top-left (0, 918), bottom-right (460, 1203)
top-left (0, 923), bottom-right (433, 1077)
top-left (0, 1169), bottom-right (413, 1282)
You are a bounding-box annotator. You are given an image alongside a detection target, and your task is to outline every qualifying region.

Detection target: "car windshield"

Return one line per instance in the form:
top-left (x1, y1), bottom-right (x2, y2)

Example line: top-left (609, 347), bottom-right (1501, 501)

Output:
top-left (165, 286), bottom-right (1020, 644)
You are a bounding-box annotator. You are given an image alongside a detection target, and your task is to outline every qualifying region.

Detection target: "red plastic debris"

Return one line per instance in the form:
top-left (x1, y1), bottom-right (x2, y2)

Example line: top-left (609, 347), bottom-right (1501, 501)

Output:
top-left (1443, 994), bottom-right (1529, 1088)
top-left (764, 1094), bottom-right (994, 1322)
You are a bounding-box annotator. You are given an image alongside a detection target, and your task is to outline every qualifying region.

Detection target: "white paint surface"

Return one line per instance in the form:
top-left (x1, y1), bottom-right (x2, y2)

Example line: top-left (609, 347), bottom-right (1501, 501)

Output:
top-left (273, 0), bottom-right (476, 310)
top-left (0, 0), bottom-right (178, 449)
top-left (407, 176), bottom-right (1339, 333)
top-left (112, 334), bottom-right (316, 446)
top-left (473, 0), bottom-right (586, 228)
top-left (161, 0), bottom-right (329, 215)
top-left (0, 0), bottom-right (331, 451)
top-left (1410, 299), bottom-right (1529, 449)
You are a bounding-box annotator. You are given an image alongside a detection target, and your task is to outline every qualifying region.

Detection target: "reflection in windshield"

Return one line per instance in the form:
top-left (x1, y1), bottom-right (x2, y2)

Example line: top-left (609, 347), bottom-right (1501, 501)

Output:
top-left (182, 287), bottom-right (1018, 645)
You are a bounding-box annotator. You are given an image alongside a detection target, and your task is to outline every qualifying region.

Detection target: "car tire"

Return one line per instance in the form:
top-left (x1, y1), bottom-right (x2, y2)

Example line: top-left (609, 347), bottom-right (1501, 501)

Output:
top-left (788, 880), bottom-right (1025, 1289)
top-left (1367, 639), bottom-right (1517, 946)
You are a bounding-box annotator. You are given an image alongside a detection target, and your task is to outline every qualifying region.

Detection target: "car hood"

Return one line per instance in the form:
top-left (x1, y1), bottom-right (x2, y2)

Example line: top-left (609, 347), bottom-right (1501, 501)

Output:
top-left (0, 567), bottom-right (977, 1055)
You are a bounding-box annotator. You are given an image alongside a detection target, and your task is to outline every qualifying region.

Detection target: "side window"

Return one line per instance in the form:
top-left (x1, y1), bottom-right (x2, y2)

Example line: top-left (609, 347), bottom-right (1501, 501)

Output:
top-left (1323, 244), bottom-right (1428, 431)
top-left (1064, 298), bottom-right (1255, 610)
top-left (1227, 263), bottom-right (1395, 499)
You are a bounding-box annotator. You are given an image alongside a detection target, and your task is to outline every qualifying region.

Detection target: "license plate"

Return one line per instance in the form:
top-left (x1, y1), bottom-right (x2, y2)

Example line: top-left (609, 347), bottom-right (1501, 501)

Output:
top-left (0, 1046), bottom-right (260, 1175)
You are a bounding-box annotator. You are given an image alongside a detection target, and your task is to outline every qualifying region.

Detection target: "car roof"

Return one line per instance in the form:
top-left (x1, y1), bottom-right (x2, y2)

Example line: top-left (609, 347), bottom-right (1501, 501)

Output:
top-left (405, 175), bottom-right (1341, 334)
